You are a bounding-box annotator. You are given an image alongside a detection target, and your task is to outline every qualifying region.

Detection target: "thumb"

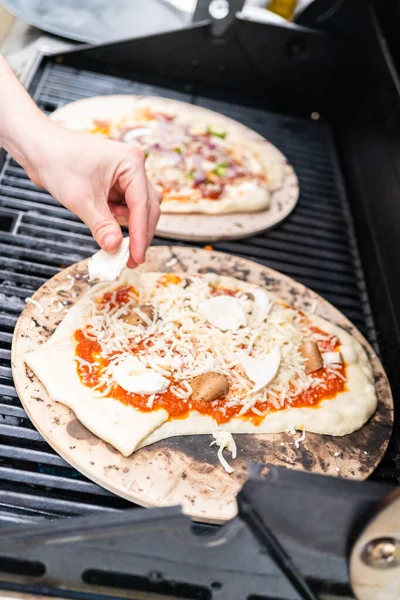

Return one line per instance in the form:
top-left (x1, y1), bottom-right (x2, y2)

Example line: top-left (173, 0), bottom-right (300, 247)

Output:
top-left (80, 200), bottom-right (123, 252)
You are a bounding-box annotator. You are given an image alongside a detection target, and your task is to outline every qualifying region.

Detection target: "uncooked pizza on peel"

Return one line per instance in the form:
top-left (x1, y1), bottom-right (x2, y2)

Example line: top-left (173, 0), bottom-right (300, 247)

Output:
top-left (24, 240), bottom-right (377, 474)
top-left (51, 96), bottom-right (290, 216)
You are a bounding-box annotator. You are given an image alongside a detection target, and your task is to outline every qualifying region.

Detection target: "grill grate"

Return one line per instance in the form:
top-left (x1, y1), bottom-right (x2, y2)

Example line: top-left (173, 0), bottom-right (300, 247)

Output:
top-left (0, 62), bottom-right (397, 524)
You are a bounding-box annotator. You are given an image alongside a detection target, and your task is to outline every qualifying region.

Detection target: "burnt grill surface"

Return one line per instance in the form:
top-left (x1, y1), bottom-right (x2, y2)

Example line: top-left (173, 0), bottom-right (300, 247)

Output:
top-left (0, 62), bottom-right (397, 525)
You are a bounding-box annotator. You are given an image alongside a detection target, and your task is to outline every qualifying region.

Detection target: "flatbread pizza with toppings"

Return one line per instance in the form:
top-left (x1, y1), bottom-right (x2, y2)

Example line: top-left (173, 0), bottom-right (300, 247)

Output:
top-left (50, 95), bottom-right (293, 216)
top-left (24, 264), bottom-right (377, 472)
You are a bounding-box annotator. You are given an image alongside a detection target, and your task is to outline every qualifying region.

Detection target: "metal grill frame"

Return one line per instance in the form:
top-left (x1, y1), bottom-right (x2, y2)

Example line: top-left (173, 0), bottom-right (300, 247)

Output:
top-left (0, 6), bottom-right (399, 528)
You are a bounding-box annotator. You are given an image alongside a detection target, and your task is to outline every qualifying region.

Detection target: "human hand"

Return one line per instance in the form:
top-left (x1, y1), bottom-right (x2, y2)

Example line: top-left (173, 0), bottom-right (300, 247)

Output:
top-left (26, 120), bottom-right (161, 267)
top-left (0, 55), bottom-right (160, 266)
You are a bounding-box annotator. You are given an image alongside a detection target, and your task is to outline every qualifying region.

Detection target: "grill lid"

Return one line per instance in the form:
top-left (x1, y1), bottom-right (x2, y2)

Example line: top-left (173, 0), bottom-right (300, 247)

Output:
top-left (2, 0), bottom-right (188, 44)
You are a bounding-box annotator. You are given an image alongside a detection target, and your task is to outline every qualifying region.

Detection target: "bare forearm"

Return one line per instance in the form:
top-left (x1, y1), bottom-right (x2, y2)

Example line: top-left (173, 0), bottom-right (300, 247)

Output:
top-left (0, 54), bottom-right (48, 173)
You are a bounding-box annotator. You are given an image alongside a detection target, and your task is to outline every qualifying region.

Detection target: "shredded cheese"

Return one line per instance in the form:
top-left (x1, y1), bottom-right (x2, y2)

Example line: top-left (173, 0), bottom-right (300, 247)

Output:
top-left (74, 356), bottom-right (94, 373)
top-left (25, 297), bottom-right (44, 313)
top-left (294, 427), bottom-right (306, 449)
top-left (50, 301), bottom-right (64, 313)
top-left (326, 368), bottom-right (347, 382)
top-left (76, 274), bottom-right (343, 434)
top-left (134, 306), bottom-right (153, 326)
top-left (210, 423), bottom-right (237, 473)
top-left (55, 274), bottom-right (75, 293)
top-left (170, 383), bottom-right (192, 400)
top-left (165, 257), bottom-right (178, 267)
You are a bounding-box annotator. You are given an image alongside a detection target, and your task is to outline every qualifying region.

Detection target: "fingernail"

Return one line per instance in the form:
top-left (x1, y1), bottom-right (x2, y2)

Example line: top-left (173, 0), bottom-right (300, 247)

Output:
top-left (103, 233), bottom-right (119, 251)
top-left (133, 253), bottom-right (145, 265)
top-left (127, 257), bottom-right (138, 269)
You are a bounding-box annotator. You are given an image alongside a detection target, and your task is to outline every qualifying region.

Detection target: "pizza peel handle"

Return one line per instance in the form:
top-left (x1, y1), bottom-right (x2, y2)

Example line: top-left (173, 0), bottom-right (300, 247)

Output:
top-left (11, 247), bottom-right (394, 524)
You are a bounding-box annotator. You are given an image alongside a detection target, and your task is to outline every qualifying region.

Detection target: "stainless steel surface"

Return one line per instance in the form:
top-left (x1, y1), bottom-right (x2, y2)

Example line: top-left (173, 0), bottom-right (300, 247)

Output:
top-left (361, 538), bottom-right (400, 569)
top-left (350, 490), bottom-right (400, 600)
top-left (209, 0), bottom-right (230, 19)
top-left (1, 0), bottom-right (189, 44)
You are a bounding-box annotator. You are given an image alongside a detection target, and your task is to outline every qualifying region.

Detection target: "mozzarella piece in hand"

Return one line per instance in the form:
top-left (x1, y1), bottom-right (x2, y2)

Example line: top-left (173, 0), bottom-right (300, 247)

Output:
top-left (242, 346), bottom-right (281, 393)
top-left (88, 237), bottom-right (130, 282)
top-left (198, 296), bottom-right (247, 331)
top-left (113, 354), bottom-right (169, 395)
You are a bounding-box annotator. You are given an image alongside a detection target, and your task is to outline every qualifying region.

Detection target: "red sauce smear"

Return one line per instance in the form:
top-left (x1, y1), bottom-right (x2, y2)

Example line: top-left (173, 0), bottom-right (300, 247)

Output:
top-left (74, 285), bottom-right (346, 425)
top-left (97, 285), bottom-right (137, 310)
top-left (210, 286), bottom-right (238, 297)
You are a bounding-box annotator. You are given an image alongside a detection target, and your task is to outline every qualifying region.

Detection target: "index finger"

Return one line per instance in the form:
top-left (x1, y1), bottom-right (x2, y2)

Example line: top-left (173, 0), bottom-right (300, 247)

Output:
top-left (125, 170), bottom-right (150, 265)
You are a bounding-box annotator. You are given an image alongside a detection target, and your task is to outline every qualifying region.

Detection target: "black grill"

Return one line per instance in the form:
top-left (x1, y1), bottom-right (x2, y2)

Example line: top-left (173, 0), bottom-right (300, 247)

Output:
top-left (0, 61), bottom-right (397, 525)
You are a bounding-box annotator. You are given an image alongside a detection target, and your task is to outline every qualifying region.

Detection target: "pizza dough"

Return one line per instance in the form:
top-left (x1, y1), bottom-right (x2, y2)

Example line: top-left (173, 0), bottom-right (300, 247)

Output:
top-left (50, 95), bottom-right (290, 215)
top-left (24, 270), bottom-right (377, 461)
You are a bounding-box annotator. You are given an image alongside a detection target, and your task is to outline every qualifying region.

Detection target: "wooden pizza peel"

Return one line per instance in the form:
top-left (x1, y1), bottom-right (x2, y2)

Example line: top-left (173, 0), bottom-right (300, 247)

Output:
top-left (11, 247), bottom-right (394, 523)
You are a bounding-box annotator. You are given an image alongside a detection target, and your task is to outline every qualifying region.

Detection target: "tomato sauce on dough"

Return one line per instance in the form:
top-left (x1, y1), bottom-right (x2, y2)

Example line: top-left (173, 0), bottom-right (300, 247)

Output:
top-left (74, 285), bottom-right (346, 425)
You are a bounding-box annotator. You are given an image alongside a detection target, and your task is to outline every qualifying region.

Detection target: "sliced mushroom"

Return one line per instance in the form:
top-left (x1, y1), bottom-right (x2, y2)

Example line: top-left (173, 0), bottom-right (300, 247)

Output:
top-left (191, 372), bottom-right (229, 402)
top-left (299, 341), bottom-right (323, 374)
top-left (122, 305), bottom-right (154, 327)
